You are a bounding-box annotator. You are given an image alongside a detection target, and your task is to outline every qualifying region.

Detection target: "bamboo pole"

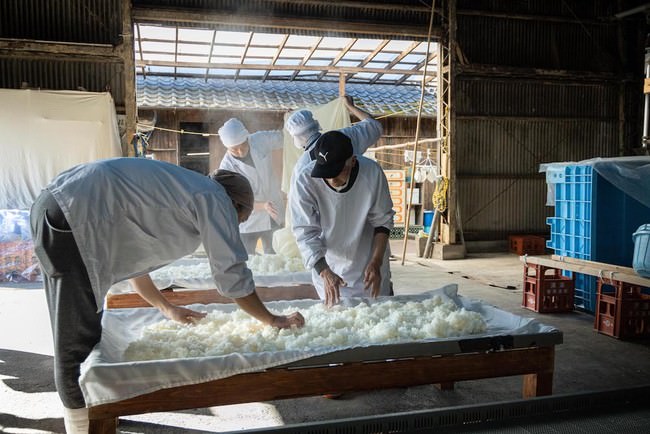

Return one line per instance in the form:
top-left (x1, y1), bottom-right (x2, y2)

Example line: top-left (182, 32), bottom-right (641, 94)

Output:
top-left (400, 0), bottom-right (436, 265)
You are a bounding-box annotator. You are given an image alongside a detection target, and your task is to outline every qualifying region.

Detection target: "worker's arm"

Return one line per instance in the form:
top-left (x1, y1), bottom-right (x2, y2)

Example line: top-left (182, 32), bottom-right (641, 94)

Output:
top-left (363, 230), bottom-right (390, 297)
top-left (129, 274), bottom-right (206, 324)
top-left (233, 291), bottom-right (305, 329)
top-left (343, 96), bottom-right (374, 121)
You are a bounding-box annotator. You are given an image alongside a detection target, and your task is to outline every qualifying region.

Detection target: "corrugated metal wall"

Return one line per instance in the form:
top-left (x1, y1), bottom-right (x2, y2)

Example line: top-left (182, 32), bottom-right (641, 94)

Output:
top-left (453, 0), bottom-right (644, 241)
top-left (0, 0), bottom-right (121, 44)
top-left (0, 58), bottom-right (125, 107)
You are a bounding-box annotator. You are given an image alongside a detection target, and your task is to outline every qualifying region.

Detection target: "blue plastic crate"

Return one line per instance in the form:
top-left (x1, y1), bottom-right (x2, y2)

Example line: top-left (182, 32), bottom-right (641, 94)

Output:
top-left (546, 163), bottom-right (650, 313)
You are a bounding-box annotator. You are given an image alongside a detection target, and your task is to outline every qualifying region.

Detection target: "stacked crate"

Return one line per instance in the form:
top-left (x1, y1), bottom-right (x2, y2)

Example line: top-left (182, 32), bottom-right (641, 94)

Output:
top-left (546, 165), bottom-right (650, 313)
top-left (522, 262), bottom-right (575, 313)
top-left (595, 279), bottom-right (650, 339)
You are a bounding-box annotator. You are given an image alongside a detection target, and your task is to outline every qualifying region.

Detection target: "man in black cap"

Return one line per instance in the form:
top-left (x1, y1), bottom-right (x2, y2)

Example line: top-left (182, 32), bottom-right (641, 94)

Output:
top-left (290, 131), bottom-right (395, 306)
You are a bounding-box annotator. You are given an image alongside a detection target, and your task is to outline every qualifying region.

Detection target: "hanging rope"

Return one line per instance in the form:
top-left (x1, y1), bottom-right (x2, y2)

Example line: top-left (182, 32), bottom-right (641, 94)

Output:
top-left (432, 176), bottom-right (449, 213)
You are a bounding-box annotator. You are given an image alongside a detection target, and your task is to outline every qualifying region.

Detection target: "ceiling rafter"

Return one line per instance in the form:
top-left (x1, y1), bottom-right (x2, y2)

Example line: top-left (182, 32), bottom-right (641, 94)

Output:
top-left (289, 36), bottom-right (323, 81)
top-left (262, 34), bottom-right (290, 82)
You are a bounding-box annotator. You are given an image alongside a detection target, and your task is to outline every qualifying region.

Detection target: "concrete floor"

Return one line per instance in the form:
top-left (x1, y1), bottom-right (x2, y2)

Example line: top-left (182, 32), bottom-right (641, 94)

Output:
top-left (1, 241), bottom-right (650, 433)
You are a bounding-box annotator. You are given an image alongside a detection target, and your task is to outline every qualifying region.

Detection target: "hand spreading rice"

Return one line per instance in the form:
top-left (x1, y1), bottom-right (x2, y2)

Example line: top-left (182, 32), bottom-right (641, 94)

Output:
top-left (124, 296), bottom-right (487, 361)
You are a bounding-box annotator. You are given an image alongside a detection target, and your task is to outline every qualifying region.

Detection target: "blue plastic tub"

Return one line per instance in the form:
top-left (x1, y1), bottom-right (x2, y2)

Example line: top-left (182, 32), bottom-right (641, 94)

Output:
top-left (423, 210), bottom-right (434, 234)
top-left (633, 224), bottom-right (650, 277)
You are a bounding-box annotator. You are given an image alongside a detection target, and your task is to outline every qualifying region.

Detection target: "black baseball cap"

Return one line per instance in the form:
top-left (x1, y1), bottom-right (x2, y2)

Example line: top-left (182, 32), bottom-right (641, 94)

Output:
top-left (311, 131), bottom-right (353, 178)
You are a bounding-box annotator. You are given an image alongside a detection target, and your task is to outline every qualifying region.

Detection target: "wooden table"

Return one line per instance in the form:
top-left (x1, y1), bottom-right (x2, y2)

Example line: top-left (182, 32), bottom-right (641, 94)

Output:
top-left (90, 287), bottom-right (561, 433)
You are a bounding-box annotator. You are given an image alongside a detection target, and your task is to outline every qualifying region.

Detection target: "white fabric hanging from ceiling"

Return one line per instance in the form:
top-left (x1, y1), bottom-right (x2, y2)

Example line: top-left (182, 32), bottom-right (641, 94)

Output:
top-left (0, 89), bottom-right (122, 209)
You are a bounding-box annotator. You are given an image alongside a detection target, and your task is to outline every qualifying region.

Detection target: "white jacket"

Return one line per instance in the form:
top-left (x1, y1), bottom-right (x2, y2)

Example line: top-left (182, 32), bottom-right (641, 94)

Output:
top-left (220, 130), bottom-right (285, 233)
top-left (291, 156), bottom-right (395, 299)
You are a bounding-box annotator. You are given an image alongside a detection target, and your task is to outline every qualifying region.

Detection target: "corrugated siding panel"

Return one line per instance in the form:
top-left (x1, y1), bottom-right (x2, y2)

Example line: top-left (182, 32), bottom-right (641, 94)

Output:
top-left (458, 15), bottom-right (621, 72)
top-left (458, 178), bottom-right (552, 240)
top-left (457, 0), bottom-right (618, 17)
top-left (455, 118), bottom-right (619, 175)
top-left (0, 0), bottom-right (121, 44)
top-left (0, 58), bottom-right (125, 107)
top-left (456, 79), bottom-right (619, 119)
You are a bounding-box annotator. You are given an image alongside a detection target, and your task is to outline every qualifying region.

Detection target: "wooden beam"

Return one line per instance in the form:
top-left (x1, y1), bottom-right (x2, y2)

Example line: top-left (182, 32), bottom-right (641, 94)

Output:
top-left (262, 34), bottom-right (289, 82)
top-left (317, 38), bottom-right (356, 81)
top-left (0, 39), bottom-right (121, 60)
top-left (120, 0), bottom-right (137, 157)
top-left (132, 7), bottom-right (435, 39)
top-left (370, 40), bottom-right (420, 84)
top-left (136, 59), bottom-right (437, 77)
top-left (259, 0), bottom-right (431, 13)
top-left (339, 73), bottom-right (346, 96)
top-left (521, 255), bottom-right (650, 288)
top-left (289, 36), bottom-right (323, 82)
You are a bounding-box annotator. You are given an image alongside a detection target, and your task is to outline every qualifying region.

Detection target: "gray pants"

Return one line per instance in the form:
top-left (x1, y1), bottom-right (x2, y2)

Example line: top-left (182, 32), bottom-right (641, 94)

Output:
top-left (240, 230), bottom-right (276, 255)
top-left (30, 190), bottom-right (102, 409)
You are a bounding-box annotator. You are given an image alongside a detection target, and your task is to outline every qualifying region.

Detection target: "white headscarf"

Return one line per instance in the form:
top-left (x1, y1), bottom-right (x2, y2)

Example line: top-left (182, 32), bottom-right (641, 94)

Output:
top-left (219, 118), bottom-right (249, 148)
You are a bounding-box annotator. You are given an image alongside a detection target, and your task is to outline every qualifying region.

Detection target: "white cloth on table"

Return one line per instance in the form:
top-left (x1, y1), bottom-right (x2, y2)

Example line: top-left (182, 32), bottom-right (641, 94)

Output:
top-left (79, 284), bottom-right (560, 406)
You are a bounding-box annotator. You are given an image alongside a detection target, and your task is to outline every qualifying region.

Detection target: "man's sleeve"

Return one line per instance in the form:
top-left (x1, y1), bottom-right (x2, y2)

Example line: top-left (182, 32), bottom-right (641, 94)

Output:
top-left (193, 192), bottom-right (256, 299)
top-left (339, 118), bottom-right (383, 156)
top-left (367, 164), bottom-right (395, 231)
top-left (289, 164), bottom-right (327, 269)
top-left (252, 130), bottom-right (285, 153)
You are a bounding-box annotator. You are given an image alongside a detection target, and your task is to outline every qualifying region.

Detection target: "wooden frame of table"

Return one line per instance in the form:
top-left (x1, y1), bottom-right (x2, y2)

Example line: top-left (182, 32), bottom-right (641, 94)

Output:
top-left (90, 287), bottom-right (560, 434)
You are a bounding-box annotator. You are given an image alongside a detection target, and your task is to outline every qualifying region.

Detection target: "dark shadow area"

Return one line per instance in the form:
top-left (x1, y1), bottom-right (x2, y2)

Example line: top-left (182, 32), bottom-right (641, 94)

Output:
top-left (0, 413), bottom-right (63, 433)
top-left (0, 349), bottom-right (55, 393)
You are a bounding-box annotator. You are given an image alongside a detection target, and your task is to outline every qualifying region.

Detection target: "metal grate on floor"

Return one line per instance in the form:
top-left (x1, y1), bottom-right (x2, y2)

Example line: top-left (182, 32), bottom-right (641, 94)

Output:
top-left (223, 385), bottom-right (650, 434)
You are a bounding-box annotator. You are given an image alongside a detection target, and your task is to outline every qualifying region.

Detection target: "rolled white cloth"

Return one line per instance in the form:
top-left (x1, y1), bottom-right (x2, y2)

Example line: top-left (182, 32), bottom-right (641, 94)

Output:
top-left (63, 407), bottom-right (89, 434)
top-left (219, 118), bottom-right (249, 147)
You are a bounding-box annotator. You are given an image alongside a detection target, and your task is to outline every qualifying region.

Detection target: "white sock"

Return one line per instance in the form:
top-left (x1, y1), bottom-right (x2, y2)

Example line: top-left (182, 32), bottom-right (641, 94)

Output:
top-left (63, 407), bottom-right (89, 434)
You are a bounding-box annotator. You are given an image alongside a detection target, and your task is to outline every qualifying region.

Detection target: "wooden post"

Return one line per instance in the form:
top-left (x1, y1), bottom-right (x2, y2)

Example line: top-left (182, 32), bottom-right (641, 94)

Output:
top-left (339, 73), bottom-right (346, 96)
top-left (120, 0), bottom-right (136, 157)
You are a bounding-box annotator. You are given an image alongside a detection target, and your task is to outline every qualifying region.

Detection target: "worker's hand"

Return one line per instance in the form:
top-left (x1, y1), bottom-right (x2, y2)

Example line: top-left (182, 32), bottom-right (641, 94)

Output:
top-left (363, 260), bottom-right (382, 298)
top-left (271, 311), bottom-right (305, 329)
top-left (320, 268), bottom-right (346, 307)
top-left (164, 305), bottom-right (207, 325)
top-left (264, 201), bottom-right (279, 221)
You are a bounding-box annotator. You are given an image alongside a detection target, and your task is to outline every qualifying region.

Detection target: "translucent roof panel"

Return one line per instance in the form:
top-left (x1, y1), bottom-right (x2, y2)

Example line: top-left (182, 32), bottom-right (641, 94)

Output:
top-left (134, 25), bottom-right (438, 86)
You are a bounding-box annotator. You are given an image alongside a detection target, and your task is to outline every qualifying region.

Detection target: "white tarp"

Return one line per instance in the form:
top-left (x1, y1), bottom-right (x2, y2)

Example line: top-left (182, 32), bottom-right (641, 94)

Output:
top-left (80, 284), bottom-right (561, 406)
top-left (0, 89), bottom-right (122, 209)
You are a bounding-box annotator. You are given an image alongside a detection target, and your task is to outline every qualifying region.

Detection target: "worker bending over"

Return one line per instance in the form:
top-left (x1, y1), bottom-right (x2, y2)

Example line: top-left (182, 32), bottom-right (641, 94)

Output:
top-left (30, 158), bottom-right (304, 433)
top-left (290, 131), bottom-right (395, 306)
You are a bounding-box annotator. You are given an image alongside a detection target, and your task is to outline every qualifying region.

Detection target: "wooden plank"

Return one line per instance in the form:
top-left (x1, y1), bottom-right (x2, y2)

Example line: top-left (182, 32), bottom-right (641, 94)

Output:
top-left (550, 255), bottom-right (636, 274)
top-left (645, 78), bottom-right (650, 94)
top-left (521, 255), bottom-right (650, 287)
top-left (88, 346), bottom-right (555, 421)
top-left (132, 7), bottom-right (434, 39)
top-left (106, 285), bottom-right (319, 309)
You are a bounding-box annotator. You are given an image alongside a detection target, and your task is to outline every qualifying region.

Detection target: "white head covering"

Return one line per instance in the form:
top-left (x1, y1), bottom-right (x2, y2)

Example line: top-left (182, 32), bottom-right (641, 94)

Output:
top-left (285, 110), bottom-right (321, 149)
top-left (219, 118), bottom-right (250, 148)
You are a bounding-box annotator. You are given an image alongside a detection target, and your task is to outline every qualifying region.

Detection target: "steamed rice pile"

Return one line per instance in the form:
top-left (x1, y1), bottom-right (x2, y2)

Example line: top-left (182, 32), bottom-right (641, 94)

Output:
top-left (124, 295), bottom-right (487, 361)
top-left (151, 254), bottom-right (306, 283)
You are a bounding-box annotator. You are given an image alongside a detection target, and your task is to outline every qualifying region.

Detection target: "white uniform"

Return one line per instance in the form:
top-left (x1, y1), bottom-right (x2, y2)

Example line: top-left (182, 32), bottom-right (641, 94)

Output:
top-left (291, 156), bottom-right (395, 299)
top-left (220, 130), bottom-right (284, 233)
top-left (47, 158), bottom-right (254, 311)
